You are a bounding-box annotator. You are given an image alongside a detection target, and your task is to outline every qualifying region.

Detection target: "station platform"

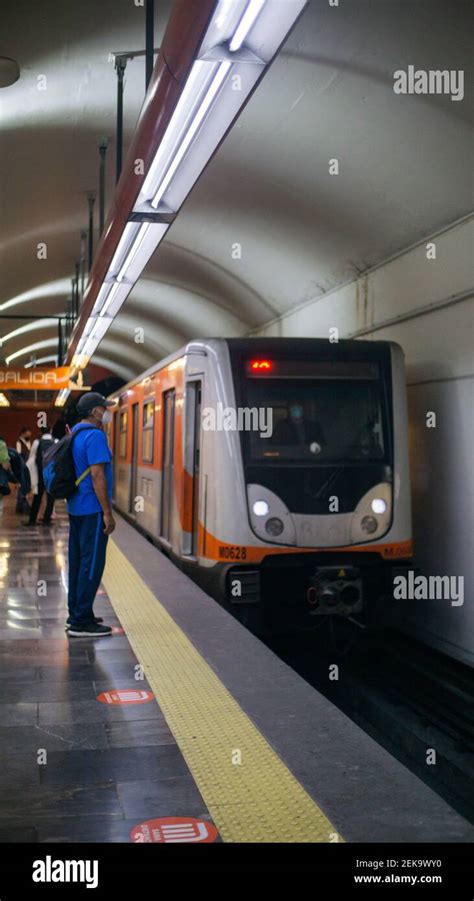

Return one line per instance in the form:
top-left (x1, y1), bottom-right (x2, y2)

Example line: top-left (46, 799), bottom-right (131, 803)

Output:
top-left (0, 494), bottom-right (473, 845)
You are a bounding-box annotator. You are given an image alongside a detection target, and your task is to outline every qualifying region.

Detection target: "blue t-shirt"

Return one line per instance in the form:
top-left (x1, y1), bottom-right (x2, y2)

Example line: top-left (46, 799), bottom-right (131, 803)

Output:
top-left (67, 423), bottom-right (113, 516)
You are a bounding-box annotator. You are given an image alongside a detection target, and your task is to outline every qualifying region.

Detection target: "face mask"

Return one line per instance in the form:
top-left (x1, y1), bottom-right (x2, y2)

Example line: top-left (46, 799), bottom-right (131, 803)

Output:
top-left (92, 408), bottom-right (112, 425)
top-left (290, 405), bottom-right (303, 420)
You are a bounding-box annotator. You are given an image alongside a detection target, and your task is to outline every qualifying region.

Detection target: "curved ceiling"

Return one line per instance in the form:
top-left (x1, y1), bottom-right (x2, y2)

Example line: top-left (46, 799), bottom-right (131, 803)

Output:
top-left (1, 0), bottom-right (472, 379)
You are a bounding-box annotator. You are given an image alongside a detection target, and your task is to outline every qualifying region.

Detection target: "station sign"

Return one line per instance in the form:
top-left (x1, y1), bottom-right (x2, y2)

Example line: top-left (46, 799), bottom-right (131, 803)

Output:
top-left (0, 366), bottom-right (88, 391)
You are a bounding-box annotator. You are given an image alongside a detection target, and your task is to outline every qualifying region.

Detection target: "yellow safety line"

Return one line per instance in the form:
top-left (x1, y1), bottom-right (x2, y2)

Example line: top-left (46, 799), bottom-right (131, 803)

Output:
top-left (103, 540), bottom-right (343, 843)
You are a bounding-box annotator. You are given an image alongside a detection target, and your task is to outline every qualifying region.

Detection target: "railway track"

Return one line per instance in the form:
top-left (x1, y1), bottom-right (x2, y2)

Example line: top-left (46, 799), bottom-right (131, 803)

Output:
top-left (272, 628), bottom-right (474, 823)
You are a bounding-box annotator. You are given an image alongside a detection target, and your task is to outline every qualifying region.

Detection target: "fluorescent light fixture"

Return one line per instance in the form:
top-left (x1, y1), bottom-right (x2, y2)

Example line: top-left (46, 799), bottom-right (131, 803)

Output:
top-left (108, 222), bottom-right (140, 278)
top-left (99, 284), bottom-right (122, 318)
top-left (89, 317), bottom-right (112, 341)
top-left (55, 388), bottom-right (70, 408)
top-left (202, 0), bottom-right (307, 63)
top-left (229, 0), bottom-right (266, 51)
top-left (115, 223), bottom-right (169, 286)
top-left (150, 61), bottom-right (231, 209)
top-left (0, 392), bottom-right (10, 407)
top-left (83, 318), bottom-right (95, 337)
top-left (91, 282), bottom-right (116, 317)
top-left (72, 0), bottom-right (307, 370)
top-left (116, 223), bottom-right (151, 280)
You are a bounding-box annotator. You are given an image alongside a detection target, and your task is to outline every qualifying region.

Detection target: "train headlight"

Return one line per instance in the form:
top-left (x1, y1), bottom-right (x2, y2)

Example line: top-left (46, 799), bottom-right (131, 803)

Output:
top-left (350, 482), bottom-right (392, 543)
top-left (253, 500), bottom-right (269, 517)
top-left (265, 517), bottom-right (284, 536)
top-left (361, 515), bottom-right (378, 534)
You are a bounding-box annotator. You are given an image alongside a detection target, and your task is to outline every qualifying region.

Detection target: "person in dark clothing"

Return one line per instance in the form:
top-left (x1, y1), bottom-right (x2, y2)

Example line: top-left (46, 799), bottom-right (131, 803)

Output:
top-left (52, 419), bottom-right (67, 440)
top-left (24, 426), bottom-right (55, 526)
top-left (15, 426), bottom-right (32, 513)
top-left (272, 402), bottom-right (326, 454)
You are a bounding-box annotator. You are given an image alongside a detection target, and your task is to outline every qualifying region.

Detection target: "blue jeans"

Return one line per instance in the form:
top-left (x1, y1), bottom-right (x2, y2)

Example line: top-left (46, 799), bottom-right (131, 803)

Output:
top-left (68, 512), bottom-right (108, 625)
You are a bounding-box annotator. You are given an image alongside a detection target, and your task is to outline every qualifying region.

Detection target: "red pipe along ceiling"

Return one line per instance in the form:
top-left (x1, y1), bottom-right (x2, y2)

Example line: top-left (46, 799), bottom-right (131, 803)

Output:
top-left (66, 0), bottom-right (219, 363)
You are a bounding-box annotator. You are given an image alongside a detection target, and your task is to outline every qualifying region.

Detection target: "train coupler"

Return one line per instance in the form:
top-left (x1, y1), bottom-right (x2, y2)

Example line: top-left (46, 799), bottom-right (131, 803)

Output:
top-left (307, 565), bottom-right (363, 616)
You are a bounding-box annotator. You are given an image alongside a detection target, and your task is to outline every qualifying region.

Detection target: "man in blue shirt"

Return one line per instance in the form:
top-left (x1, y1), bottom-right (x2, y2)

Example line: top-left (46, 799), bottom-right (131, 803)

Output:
top-left (67, 392), bottom-right (116, 636)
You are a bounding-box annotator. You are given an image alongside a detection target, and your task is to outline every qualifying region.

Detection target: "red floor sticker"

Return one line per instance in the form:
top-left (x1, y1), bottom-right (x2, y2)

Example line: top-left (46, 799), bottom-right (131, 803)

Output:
top-left (110, 626), bottom-right (125, 635)
top-left (96, 689), bottom-right (154, 705)
top-left (130, 817), bottom-right (219, 843)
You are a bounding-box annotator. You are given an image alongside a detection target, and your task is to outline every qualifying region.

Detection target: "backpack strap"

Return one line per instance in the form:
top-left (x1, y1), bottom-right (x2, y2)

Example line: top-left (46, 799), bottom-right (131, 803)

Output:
top-left (71, 425), bottom-right (101, 488)
top-left (75, 466), bottom-right (91, 486)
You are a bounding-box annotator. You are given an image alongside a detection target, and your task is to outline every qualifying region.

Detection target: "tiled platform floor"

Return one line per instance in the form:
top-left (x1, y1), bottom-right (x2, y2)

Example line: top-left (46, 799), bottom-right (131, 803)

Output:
top-left (0, 494), bottom-right (216, 843)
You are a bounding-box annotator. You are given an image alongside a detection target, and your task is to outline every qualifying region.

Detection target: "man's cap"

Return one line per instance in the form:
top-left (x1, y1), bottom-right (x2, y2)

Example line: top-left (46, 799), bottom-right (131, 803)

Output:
top-left (76, 392), bottom-right (116, 415)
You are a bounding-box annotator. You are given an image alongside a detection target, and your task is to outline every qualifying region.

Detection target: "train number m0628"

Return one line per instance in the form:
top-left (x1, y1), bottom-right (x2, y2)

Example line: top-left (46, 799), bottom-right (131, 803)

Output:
top-left (218, 545), bottom-right (247, 560)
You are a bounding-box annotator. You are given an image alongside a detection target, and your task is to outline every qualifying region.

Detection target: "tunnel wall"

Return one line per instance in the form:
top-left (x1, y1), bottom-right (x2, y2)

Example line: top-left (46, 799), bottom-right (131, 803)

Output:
top-left (252, 216), bottom-right (474, 665)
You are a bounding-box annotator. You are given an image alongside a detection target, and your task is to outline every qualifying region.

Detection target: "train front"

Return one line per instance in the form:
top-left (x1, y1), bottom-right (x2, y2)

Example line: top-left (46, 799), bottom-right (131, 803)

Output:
top-left (220, 338), bottom-right (413, 629)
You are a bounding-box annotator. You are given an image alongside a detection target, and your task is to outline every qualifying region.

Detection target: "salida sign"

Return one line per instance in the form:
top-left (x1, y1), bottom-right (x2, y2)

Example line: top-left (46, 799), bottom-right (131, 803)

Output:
top-left (0, 366), bottom-right (77, 390)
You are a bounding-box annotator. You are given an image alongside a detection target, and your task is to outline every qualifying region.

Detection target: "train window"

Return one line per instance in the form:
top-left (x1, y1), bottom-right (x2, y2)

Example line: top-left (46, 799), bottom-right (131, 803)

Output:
top-left (245, 379), bottom-right (387, 464)
top-left (142, 399), bottom-right (154, 463)
top-left (119, 410), bottom-right (128, 458)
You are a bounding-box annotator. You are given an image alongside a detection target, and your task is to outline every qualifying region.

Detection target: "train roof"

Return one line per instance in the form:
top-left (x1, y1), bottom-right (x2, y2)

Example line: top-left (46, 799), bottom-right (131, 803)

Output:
top-left (107, 336), bottom-right (401, 399)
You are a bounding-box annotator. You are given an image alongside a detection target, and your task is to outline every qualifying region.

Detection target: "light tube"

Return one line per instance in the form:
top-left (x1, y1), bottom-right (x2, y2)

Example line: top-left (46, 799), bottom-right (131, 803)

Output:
top-left (151, 61), bottom-right (231, 209)
top-left (99, 283), bottom-right (122, 318)
top-left (54, 388), bottom-right (71, 408)
top-left (116, 223), bottom-right (151, 281)
top-left (229, 0), bottom-right (266, 51)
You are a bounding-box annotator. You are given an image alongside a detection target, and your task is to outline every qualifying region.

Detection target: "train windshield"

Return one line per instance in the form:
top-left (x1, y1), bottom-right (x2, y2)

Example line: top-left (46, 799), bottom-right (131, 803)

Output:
top-left (244, 372), bottom-right (388, 464)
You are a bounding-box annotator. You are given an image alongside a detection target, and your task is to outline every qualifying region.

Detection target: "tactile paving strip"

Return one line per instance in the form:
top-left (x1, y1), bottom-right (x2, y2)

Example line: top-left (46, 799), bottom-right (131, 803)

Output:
top-left (103, 540), bottom-right (343, 843)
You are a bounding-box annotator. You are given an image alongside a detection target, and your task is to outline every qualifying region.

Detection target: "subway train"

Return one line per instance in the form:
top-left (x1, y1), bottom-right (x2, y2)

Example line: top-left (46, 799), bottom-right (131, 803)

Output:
top-left (107, 338), bottom-right (413, 633)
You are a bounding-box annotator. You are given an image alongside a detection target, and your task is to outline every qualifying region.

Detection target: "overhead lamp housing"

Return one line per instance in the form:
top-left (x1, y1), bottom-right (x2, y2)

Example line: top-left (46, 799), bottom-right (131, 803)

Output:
top-left (71, 0), bottom-right (307, 369)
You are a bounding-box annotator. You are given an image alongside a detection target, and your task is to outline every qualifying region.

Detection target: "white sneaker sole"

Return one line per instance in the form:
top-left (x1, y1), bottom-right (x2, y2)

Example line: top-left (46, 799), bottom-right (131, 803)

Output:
top-left (67, 628), bottom-right (112, 637)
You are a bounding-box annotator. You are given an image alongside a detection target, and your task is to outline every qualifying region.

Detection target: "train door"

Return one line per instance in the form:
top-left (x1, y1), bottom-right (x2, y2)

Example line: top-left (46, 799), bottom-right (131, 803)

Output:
top-left (129, 403), bottom-right (139, 515)
top-left (113, 411), bottom-right (120, 502)
top-left (160, 389), bottom-right (175, 542)
top-left (183, 380), bottom-right (202, 556)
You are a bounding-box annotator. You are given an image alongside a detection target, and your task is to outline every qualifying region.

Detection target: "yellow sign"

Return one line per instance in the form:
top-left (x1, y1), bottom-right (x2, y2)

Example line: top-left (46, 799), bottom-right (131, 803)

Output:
top-left (0, 367), bottom-right (87, 391)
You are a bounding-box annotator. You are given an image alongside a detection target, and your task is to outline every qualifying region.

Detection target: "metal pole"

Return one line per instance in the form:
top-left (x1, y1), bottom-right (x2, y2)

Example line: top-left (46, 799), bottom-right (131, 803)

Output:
top-left (79, 230), bottom-right (87, 299)
top-left (115, 58), bottom-right (126, 183)
top-left (57, 320), bottom-right (63, 366)
top-left (98, 139), bottom-right (109, 236)
top-left (145, 0), bottom-right (154, 89)
top-left (87, 193), bottom-right (95, 272)
top-left (74, 264), bottom-right (80, 317)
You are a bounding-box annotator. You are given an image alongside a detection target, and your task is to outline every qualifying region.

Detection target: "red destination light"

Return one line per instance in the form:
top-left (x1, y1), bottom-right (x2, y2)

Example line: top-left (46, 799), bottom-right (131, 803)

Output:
top-left (250, 359), bottom-right (272, 371)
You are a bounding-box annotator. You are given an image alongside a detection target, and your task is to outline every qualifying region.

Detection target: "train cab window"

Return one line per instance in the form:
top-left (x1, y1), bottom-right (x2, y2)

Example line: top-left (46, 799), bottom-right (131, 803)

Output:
top-left (142, 400), bottom-right (154, 463)
top-left (244, 367), bottom-right (389, 465)
top-left (119, 410), bottom-right (128, 458)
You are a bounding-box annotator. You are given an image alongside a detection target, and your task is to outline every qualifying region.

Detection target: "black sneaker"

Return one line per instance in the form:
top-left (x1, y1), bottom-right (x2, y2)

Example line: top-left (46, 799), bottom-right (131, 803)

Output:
top-left (68, 622), bottom-right (112, 637)
top-left (66, 615), bottom-right (103, 627)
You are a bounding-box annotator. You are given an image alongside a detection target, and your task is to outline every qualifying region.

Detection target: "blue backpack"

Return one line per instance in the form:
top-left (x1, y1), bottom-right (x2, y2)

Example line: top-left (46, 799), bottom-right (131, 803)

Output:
top-left (43, 427), bottom-right (95, 499)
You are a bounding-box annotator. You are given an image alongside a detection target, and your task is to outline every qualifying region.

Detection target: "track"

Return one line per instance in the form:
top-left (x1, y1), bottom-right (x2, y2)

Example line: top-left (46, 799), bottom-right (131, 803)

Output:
top-left (271, 627), bottom-right (474, 823)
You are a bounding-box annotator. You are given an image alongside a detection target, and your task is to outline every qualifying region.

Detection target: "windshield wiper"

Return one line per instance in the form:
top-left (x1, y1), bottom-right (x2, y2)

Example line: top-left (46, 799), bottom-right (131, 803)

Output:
top-left (314, 466), bottom-right (345, 500)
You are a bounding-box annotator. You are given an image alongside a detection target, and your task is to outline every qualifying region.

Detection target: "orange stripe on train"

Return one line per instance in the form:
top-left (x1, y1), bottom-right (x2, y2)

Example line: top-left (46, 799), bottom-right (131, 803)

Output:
top-left (198, 525), bottom-right (413, 564)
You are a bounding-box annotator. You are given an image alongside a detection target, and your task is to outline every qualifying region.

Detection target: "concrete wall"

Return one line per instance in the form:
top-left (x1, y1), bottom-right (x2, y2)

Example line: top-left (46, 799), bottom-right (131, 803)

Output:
top-left (252, 216), bottom-right (474, 666)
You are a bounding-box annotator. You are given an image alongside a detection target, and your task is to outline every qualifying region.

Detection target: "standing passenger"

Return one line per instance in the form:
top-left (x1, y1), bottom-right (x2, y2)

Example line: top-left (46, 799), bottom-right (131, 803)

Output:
top-left (15, 426), bottom-right (32, 513)
top-left (24, 426), bottom-right (55, 526)
top-left (66, 392), bottom-right (116, 637)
